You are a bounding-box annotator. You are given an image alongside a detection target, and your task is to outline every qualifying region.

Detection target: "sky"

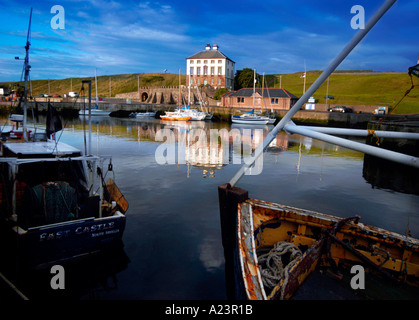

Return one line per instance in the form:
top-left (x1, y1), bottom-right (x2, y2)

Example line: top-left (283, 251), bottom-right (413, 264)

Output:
top-left (0, 0), bottom-right (418, 82)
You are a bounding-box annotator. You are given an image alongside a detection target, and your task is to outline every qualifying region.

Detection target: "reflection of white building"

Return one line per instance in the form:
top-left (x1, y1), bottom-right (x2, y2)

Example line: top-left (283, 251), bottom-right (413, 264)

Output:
top-left (185, 130), bottom-right (225, 178)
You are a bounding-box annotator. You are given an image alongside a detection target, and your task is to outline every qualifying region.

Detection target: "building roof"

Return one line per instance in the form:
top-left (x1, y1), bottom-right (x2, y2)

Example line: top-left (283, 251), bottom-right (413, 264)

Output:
top-left (187, 47), bottom-right (234, 62)
top-left (227, 88), bottom-right (298, 99)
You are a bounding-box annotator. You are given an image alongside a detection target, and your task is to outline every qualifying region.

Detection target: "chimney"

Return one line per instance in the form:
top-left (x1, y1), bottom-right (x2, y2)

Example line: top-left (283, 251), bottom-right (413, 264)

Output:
top-left (212, 44), bottom-right (219, 51)
top-left (205, 44), bottom-right (211, 51)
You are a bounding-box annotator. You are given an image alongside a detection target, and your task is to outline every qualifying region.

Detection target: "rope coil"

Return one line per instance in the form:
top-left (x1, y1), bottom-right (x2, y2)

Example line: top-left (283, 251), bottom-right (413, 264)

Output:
top-left (258, 242), bottom-right (302, 292)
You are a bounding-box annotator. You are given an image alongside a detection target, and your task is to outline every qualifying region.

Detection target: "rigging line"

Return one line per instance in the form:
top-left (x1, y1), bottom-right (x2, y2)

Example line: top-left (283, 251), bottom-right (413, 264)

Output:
top-left (52, 84), bottom-right (82, 153)
top-left (373, 73), bottom-right (416, 132)
top-left (80, 85), bottom-right (87, 156)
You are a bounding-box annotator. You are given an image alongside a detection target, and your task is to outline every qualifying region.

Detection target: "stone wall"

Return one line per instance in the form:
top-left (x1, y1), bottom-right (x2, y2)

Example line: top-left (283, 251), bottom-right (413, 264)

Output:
top-left (115, 86), bottom-right (216, 105)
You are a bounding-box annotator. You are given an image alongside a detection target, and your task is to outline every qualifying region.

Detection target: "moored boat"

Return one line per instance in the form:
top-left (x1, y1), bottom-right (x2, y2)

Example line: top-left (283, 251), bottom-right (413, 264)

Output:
top-left (231, 113), bottom-right (269, 125)
top-left (0, 9), bottom-right (128, 271)
top-left (131, 111), bottom-right (156, 118)
top-left (219, 0), bottom-right (419, 300)
top-left (160, 112), bottom-right (191, 121)
top-left (79, 105), bottom-right (111, 116)
top-left (219, 185), bottom-right (419, 300)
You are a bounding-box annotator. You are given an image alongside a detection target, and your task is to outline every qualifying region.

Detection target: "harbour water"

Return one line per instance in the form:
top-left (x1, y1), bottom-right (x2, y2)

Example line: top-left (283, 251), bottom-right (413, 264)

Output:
top-left (2, 116), bottom-right (418, 300)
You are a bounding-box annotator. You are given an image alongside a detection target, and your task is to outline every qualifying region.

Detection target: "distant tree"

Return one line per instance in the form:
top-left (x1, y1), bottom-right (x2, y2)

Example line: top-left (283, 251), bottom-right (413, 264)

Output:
top-left (234, 68), bottom-right (261, 90)
top-left (213, 87), bottom-right (229, 100)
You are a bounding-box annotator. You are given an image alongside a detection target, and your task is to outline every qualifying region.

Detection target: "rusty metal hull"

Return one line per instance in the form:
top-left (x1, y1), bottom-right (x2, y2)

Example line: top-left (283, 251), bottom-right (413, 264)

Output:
top-left (236, 198), bottom-right (419, 300)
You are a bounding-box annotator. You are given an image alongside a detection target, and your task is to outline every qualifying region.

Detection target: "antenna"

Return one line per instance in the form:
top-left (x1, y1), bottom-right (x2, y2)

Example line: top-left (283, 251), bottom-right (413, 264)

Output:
top-left (22, 7), bottom-right (32, 141)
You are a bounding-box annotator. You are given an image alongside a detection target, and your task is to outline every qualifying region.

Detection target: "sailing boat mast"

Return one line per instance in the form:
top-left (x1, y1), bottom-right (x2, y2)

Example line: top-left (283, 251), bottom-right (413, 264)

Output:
top-left (303, 60), bottom-right (307, 94)
top-left (95, 67), bottom-right (98, 106)
top-left (22, 8), bottom-right (33, 141)
top-left (252, 68), bottom-right (256, 109)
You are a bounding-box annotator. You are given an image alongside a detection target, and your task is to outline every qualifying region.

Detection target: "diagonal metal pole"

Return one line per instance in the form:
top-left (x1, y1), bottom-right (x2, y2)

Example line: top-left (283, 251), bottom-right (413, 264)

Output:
top-left (229, 0), bottom-right (397, 187)
top-left (284, 122), bottom-right (419, 168)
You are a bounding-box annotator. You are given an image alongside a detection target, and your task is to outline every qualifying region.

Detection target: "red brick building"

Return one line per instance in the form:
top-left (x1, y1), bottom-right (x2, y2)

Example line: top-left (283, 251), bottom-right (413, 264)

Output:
top-left (222, 88), bottom-right (298, 110)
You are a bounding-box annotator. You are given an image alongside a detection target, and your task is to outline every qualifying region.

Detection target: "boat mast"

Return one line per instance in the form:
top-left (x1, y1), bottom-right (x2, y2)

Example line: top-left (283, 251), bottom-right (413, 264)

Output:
top-left (95, 67), bottom-right (98, 106)
top-left (179, 67), bottom-right (181, 108)
top-left (23, 8), bottom-right (33, 141)
top-left (229, 0), bottom-right (398, 187)
top-left (188, 74), bottom-right (191, 105)
top-left (252, 68), bottom-right (256, 109)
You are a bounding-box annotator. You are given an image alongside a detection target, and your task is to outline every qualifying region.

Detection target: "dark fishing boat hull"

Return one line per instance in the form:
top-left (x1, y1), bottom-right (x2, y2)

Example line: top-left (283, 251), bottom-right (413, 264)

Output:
top-left (1, 213), bottom-right (126, 270)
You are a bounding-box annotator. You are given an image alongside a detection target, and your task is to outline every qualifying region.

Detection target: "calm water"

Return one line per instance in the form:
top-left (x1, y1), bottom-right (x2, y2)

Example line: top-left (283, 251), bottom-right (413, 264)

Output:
top-left (7, 116), bottom-right (419, 299)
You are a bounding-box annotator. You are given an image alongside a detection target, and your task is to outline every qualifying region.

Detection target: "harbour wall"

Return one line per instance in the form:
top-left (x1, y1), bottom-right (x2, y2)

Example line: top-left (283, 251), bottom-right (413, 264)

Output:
top-left (0, 100), bottom-right (417, 128)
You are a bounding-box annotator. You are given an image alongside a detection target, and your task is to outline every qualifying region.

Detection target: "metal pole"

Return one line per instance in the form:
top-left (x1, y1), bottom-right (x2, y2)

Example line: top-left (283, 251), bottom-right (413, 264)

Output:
top-left (229, 0), bottom-right (397, 187)
top-left (295, 125), bottom-right (419, 140)
top-left (88, 81), bottom-right (92, 155)
top-left (82, 80), bottom-right (92, 155)
top-left (23, 8), bottom-right (32, 141)
top-left (325, 76), bottom-right (329, 108)
top-left (284, 123), bottom-right (419, 168)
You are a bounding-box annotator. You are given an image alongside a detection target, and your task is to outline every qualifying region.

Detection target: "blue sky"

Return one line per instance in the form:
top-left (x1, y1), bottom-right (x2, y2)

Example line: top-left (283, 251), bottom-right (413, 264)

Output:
top-left (0, 0), bottom-right (418, 82)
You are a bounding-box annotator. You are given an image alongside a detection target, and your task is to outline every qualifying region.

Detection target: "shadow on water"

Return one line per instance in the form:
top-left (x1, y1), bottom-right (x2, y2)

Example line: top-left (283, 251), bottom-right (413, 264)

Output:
top-left (0, 242), bottom-right (130, 300)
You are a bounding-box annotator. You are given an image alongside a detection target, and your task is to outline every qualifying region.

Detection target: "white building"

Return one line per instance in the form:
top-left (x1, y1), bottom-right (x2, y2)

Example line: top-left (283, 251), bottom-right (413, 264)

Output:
top-left (186, 44), bottom-right (235, 89)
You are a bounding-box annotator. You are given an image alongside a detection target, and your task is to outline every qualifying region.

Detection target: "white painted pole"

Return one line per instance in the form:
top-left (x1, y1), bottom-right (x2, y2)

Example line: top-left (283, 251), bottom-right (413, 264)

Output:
top-left (284, 123), bottom-right (419, 168)
top-left (229, 0), bottom-right (397, 187)
top-left (294, 126), bottom-right (419, 140)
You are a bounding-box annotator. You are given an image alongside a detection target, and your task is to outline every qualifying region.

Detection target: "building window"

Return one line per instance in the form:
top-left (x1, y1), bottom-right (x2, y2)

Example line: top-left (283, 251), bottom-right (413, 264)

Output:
top-left (211, 60), bottom-right (215, 64)
top-left (204, 60), bottom-right (208, 64)
top-left (190, 67), bottom-right (194, 75)
top-left (271, 98), bottom-right (279, 104)
top-left (211, 78), bottom-right (214, 85)
top-left (218, 60), bottom-right (222, 64)
top-left (190, 60), bottom-right (194, 64)
top-left (197, 60), bottom-right (201, 64)
top-left (197, 79), bottom-right (200, 85)
top-left (218, 67), bottom-right (222, 75)
top-left (204, 79), bottom-right (207, 85)
top-left (203, 66), bottom-right (208, 75)
top-left (237, 97), bottom-right (244, 103)
top-left (197, 67), bottom-right (201, 75)
top-left (210, 67), bottom-right (214, 75)
top-left (218, 79), bottom-right (221, 85)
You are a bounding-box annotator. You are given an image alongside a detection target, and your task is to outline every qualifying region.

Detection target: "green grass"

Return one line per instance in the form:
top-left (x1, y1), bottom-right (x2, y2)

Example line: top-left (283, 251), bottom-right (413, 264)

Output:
top-left (2, 71), bottom-right (418, 114)
top-left (0, 73), bottom-right (188, 98)
top-left (270, 71), bottom-right (419, 114)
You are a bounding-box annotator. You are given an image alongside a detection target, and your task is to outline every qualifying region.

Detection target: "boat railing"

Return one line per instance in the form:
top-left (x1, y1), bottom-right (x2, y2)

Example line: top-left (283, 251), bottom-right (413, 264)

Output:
top-left (0, 154), bottom-right (111, 165)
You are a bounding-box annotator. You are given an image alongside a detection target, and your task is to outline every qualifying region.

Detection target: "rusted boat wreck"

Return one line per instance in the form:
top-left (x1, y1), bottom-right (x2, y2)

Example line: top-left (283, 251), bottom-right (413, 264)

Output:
top-left (218, 0), bottom-right (419, 300)
top-left (219, 186), bottom-right (419, 299)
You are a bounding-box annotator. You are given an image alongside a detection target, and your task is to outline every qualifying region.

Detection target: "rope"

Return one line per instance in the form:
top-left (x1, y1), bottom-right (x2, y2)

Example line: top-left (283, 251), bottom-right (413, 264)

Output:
top-left (372, 72), bottom-right (416, 133)
top-left (258, 241), bottom-right (302, 295)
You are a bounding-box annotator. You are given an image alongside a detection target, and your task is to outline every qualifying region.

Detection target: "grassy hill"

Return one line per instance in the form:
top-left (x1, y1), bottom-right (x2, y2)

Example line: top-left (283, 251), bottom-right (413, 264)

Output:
top-left (269, 71), bottom-right (419, 114)
top-left (0, 73), bottom-right (188, 99)
top-left (1, 71), bottom-right (418, 114)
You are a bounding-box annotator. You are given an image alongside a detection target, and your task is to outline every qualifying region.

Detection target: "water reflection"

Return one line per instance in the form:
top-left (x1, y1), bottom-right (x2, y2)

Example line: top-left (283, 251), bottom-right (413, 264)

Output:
top-left (1, 244), bottom-right (130, 300)
top-left (1, 116), bottom-right (417, 300)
